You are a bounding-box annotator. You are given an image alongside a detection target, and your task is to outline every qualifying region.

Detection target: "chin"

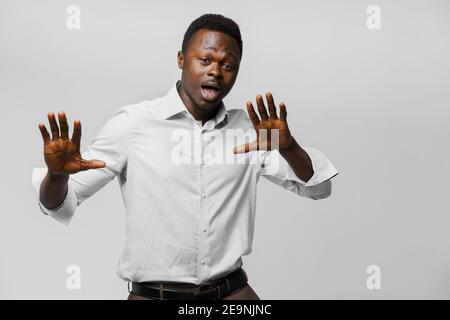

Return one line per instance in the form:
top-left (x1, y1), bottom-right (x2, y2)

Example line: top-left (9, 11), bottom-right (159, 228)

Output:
top-left (197, 104), bottom-right (216, 115)
top-left (196, 95), bottom-right (219, 108)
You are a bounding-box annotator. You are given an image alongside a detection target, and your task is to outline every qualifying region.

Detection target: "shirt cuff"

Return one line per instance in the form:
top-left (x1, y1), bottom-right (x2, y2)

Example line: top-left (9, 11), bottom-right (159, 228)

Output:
top-left (282, 146), bottom-right (339, 187)
top-left (31, 167), bottom-right (78, 226)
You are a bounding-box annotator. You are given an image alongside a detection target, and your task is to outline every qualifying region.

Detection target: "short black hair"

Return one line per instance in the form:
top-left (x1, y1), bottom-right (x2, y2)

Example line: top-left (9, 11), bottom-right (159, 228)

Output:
top-left (182, 14), bottom-right (243, 59)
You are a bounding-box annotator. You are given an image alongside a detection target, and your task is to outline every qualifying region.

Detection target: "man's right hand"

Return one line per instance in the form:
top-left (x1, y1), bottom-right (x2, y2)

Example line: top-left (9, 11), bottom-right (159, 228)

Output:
top-left (39, 112), bottom-right (106, 176)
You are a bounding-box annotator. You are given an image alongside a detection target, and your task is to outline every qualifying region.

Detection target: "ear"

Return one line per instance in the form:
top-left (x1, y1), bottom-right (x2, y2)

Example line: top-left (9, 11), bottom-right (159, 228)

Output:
top-left (177, 50), bottom-right (184, 69)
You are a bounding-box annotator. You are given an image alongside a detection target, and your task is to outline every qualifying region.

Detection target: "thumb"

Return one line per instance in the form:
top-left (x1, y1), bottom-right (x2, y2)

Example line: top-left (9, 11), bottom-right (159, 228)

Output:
top-left (233, 140), bottom-right (258, 154)
top-left (80, 159), bottom-right (106, 171)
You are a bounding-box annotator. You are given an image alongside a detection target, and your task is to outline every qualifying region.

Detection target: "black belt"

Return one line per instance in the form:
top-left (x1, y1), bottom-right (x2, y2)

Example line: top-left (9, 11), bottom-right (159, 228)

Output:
top-left (130, 268), bottom-right (248, 300)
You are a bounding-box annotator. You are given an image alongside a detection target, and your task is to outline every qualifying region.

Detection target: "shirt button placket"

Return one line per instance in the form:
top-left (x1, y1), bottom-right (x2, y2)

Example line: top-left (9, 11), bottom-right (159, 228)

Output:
top-left (198, 125), bottom-right (209, 280)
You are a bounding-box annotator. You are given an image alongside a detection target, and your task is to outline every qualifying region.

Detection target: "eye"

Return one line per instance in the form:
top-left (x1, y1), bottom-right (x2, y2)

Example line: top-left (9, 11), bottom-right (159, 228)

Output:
top-left (223, 63), bottom-right (234, 71)
top-left (199, 57), bottom-right (210, 63)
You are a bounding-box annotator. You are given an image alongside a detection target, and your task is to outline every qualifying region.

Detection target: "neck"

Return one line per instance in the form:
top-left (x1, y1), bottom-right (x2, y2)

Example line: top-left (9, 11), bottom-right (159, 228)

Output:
top-left (177, 81), bottom-right (219, 126)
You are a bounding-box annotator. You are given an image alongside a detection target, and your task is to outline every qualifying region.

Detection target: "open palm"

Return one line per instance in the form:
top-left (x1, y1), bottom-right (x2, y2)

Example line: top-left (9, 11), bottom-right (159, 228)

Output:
top-left (233, 92), bottom-right (293, 154)
top-left (38, 112), bottom-right (106, 175)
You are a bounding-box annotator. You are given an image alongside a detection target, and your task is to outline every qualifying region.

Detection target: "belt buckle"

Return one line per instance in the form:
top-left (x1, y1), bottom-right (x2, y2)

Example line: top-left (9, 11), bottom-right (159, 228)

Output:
top-left (194, 285), bottom-right (218, 300)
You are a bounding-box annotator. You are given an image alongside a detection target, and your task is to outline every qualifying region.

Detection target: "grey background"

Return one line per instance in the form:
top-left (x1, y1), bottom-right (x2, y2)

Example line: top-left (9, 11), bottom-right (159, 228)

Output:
top-left (1, 0), bottom-right (449, 299)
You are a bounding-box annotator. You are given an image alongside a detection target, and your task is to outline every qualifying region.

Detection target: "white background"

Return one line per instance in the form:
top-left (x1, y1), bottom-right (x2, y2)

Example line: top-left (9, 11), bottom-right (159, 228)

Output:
top-left (1, 0), bottom-right (449, 299)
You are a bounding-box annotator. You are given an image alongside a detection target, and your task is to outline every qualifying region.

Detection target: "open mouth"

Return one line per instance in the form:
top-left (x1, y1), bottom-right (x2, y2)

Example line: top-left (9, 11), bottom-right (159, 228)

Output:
top-left (200, 85), bottom-right (221, 101)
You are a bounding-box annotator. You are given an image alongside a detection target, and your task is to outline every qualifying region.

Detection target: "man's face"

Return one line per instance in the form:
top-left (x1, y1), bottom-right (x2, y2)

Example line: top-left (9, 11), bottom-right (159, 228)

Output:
top-left (177, 29), bottom-right (241, 114)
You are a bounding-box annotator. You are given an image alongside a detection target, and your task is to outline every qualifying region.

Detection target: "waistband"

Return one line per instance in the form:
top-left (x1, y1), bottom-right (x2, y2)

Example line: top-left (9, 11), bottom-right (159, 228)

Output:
top-left (129, 268), bottom-right (248, 300)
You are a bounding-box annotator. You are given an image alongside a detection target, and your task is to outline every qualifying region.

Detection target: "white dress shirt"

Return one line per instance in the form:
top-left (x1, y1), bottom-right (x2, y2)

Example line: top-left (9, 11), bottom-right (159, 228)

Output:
top-left (31, 80), bottom-right (339, 284)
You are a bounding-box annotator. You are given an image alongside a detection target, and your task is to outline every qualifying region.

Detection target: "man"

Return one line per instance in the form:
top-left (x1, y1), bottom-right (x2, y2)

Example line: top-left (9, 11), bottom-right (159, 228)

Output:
top-left (32, 14), bottom-right (339, 300)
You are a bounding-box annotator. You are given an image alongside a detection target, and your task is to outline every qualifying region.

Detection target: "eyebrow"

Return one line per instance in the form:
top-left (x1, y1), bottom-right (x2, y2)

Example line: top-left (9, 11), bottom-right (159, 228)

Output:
top-left (203, 46), bottom-right (237, 61)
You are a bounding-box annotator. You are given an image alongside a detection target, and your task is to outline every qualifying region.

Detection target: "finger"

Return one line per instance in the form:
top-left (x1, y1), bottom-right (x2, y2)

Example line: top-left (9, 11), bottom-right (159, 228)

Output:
top-left (265, 92), bottom-right (278, 119)
top-left (256, 95), bottom-right (269, 121)
top-left (79, 159), bottom-right (106, 171)
top-left (58, 112), bottom-right (69, 139)
top-left (47, 112), bottom-right (60, 140)
top-left (279, 102), bottom-right (287, 121)
top-left (233, 140), bottom-right (259, 154)
top-left (38, 123), bottom-right (51, 144)
top-left (71, 120), bottom-right (81, 147)
top-left (246, 101), bottom-right (260, 128)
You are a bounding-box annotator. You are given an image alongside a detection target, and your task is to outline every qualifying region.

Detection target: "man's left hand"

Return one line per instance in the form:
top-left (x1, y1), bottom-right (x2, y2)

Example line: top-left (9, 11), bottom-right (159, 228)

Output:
top-left (233, 92), bottom-right (293, 154)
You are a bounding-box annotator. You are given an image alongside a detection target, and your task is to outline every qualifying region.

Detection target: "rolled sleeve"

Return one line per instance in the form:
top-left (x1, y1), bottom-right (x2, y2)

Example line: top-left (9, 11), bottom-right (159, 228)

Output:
top-left (285, 146), bottom-right (339, 187)
top-left (31, 167), bottom-right (78, 226)
top-left (260, 146), bottom-right (339, 199)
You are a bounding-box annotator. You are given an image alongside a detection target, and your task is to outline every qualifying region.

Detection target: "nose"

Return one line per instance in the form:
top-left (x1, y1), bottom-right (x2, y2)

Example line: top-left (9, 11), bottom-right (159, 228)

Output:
top-left (207, 63), bottom-right (223, 79)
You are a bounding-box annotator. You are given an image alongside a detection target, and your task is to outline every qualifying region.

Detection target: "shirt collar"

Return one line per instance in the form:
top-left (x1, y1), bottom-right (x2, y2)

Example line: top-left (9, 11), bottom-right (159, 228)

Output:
top-left (162, 80), bottom-right (228, 126)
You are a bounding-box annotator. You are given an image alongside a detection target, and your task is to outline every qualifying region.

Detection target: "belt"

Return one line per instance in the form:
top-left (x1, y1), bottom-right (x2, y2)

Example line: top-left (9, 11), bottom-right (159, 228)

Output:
top-left (130, 268), bottom-right (248, 300)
